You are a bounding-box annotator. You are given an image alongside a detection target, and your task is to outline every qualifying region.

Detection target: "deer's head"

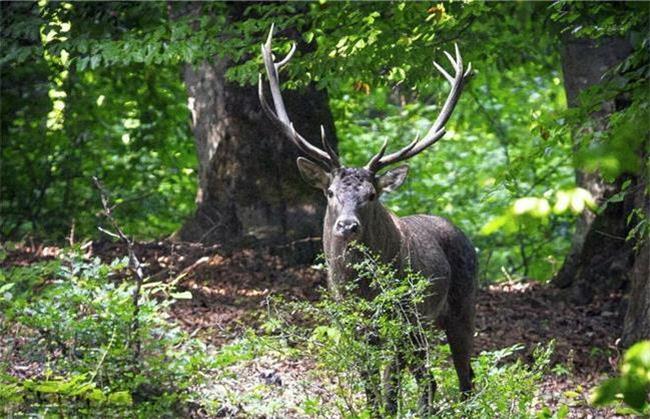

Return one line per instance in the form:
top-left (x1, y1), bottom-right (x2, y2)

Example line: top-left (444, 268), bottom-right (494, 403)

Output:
top-left (296, 161), bottom-right (409, 240)
top-left (259, 25), bottom-right (472, 242)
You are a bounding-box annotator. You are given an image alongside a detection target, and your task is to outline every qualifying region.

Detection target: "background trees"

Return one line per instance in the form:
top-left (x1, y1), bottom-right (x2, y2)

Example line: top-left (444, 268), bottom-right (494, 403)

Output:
top-left (1, 1), bottom-right (649, 416)
top-left (1, 2), bottom-right (647, 337)
top-left (549, 2), bottom-right (648, 345)
top-left (2, 2), bottom-right (197, 239)
top-left (170, 3), bottom-right (337, 256)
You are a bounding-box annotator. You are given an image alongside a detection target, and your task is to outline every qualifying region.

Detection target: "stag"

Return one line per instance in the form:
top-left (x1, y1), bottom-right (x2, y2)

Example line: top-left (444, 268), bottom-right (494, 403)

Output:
top-left (259, 27), bottom-right (477, 414)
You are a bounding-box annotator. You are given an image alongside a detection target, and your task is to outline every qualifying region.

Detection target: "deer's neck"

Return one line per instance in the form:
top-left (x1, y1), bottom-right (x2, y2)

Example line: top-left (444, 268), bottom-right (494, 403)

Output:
top-left (323, 203), bottom-right (403, 297)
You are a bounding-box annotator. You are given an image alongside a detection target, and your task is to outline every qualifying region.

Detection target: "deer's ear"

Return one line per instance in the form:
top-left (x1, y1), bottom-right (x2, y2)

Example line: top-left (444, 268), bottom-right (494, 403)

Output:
top-left (377, 165), bottom-right (409, 193)
top-left (296, 157), bottom-right (330, 189)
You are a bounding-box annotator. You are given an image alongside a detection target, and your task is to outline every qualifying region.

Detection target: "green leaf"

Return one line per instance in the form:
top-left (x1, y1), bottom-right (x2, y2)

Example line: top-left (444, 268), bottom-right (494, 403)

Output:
top-left (0, 283), bottom-right (15, 294)
top-left (622, 382), bottom-right (648, 411)
top-left (86, 388), bottom-right (106, 402)
top-left (107, 390), bottom-right (133, 406)
top-left (556, 404), bottom-right (570, 418)
top-left (76, 56), bottom-right (89, 71)
top-left (34, 380), bottom-right (65, 394)
top-left (90, 54), bottom-right (101, 69)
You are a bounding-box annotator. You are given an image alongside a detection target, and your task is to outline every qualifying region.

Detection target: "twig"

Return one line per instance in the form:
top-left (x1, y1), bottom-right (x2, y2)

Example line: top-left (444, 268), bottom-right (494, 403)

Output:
top-left (93, 176), bottom-right (145, 364)
top-left (89, 327), bottom-right (116, 383)
top-left (68, 219), bottom-right (75, 247)
top-left (593, 229), bottom-right (627, 241)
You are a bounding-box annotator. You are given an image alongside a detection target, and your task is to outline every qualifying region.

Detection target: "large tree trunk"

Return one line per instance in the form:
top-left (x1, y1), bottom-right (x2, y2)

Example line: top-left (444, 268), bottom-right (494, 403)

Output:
top-left (173, 5), bottom-right (336, 264)
top-left (553, 36), bottom-right (633, 303)
top-left (555, 35), bottom-right (649, 346)
top-left (621, 185), bottom-right (650, 347)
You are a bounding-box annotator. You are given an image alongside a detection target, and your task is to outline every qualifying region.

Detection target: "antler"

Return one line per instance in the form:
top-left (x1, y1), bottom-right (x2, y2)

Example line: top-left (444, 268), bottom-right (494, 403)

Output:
top-left (365, 44), bottom-right (472, 173)
top-left (258, 24), bottom-right (340, 170)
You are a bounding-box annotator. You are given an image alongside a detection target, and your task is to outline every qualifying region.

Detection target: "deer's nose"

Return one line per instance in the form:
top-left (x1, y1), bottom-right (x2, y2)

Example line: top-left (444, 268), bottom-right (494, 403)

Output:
top-left (336, 219), bottom-right (360, 236)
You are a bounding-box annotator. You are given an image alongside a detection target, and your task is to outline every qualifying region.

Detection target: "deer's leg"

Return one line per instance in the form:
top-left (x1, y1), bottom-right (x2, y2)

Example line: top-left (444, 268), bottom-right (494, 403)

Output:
top-left (412, 354), bottom-right (436, 416)
top-left (384, 351), bottom-right (404, 415)
top-left (445, 319), bottom-right (474, 395)
top-left (404, 338), bottom-right (437, 416)
top-left (361, 331), bottom-right (382, 415)
top-left (361, 367), bottom-right (381, 415)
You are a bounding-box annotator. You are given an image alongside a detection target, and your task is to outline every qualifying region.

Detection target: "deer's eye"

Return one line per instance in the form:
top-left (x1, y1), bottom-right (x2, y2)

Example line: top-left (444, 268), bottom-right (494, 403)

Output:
top-left (327, 189), bottom-right (334, 198)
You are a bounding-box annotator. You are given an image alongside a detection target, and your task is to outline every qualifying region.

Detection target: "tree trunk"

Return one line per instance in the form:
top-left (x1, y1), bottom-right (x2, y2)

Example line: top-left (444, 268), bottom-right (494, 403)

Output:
top-left (555, 35), bottom-right (650, 346)
top-left (553, 36), bottom-right (634, 304)
top-left (621, 184), bottom-right (650, 347)
top-left (172, 4), bottom-right (336, 264)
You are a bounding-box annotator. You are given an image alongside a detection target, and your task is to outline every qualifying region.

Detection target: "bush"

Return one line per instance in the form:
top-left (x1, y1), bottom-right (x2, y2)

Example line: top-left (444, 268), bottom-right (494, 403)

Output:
top-left (0, 246), bottom-right (209, 416)
top-left (267, 246), bottom-right (552, 417)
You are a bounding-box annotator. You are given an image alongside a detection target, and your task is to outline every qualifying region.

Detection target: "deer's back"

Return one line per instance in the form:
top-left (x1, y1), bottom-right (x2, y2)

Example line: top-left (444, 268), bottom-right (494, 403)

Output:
top-left (399, 215), bottom-right (478, 318)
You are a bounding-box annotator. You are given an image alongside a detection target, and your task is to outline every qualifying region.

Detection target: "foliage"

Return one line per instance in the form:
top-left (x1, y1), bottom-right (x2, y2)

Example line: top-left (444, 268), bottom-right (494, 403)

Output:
top-left (1, 2), bottom-right (197, 242)
top-left (2, 2), bottom-right (648, 282)
top-left (266, 246), bottom-right (552, 417)
top-left (189, 331), bottom-right (304, 417)
top-left (590, 340), bottom-right (650, 415)
top-left (549, 1), bottom-right (650, 183)
top-left (0, 247), bottom-right (209, 416)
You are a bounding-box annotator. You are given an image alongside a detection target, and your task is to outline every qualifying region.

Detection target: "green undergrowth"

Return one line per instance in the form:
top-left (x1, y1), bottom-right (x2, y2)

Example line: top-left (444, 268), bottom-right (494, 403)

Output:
top-left (591, 340), bottom-right (650, 416)
top-left (0, 246), bottom-right (210, 417)
top-left (2, 244), bottom-right (631, 418)
top-left (259, 246), bottom-right (557, 418)
top-left (190, 329), bottom-right (556, 418)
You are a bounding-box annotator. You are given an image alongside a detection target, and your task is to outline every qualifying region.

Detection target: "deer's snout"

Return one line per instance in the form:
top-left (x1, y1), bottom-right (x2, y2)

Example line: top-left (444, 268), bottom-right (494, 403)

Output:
top-left (335, 218), bottom-right (360, 239)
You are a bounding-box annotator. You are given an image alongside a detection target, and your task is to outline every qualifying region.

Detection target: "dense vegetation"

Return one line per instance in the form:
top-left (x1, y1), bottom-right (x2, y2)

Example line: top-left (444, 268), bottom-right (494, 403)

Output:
top-left (2, 2), bottom-right (647, 281)
top-left (1, 1), bottom-right (648, 417)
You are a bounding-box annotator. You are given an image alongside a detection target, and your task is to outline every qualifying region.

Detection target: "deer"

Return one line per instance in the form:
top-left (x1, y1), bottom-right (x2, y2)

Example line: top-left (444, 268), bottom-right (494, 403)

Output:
top-left (258, 27), bottom-right (478, 415)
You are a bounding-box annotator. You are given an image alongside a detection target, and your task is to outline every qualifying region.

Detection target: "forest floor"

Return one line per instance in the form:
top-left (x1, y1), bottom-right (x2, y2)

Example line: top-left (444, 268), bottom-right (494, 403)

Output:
top-left (3, 240), bottom-right (626, 418)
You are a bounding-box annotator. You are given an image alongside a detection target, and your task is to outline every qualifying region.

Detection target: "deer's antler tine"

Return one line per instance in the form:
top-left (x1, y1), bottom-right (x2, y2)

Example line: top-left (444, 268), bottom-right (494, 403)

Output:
top-left (365, 43), bottom-right (471, 172)
top-left (433, 61), bottom-right (454, 84)
top-left (443, 50), bottom-right (457, 70)
top-left (393, 133), bottom-right (420, 159)
top-left (265, 23), bottom-right (275, 48)
top-left (464, 62), bottom-right (473, 78)
top-left (321, 125), bottom-right (340, 167)
top-left (365, 138), bottom-right (389, 171)
top-left (259, 26), bottom-right (340, 169)
top-left (277, 43), bottom-right (297, 68)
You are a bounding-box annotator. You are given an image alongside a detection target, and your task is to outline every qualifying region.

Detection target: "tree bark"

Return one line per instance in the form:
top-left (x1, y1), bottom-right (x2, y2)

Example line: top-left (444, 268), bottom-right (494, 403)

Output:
top-left (621, 184), bottom-right (650, 347)
top-left (172, 4), bottom-right (336, 264)
top-left (553, 36), bottom-right (634, 303)
top-left (555, 35), bottom-right (650, 346)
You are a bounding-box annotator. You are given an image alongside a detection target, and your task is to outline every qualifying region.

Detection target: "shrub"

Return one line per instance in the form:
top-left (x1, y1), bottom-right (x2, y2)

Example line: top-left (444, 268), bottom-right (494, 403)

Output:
top-left (268, 246), bottom-right (552, 417)
top-left (0, 247), bottom-right (208, 416)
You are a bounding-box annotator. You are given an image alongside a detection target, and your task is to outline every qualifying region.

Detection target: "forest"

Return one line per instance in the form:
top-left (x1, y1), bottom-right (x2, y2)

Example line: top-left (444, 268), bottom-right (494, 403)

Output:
top-left (1, 1), bottom-right (648, 417)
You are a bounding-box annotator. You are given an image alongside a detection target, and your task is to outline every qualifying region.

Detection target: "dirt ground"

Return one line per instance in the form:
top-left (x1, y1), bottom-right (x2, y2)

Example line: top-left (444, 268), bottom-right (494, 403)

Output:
top-left (3, 240), bottom-right (626, 418)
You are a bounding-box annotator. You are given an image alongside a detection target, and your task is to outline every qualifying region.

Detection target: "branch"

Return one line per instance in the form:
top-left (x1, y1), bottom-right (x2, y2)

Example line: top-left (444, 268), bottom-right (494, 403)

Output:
top-left (93, 176), bottom-right (144, 363)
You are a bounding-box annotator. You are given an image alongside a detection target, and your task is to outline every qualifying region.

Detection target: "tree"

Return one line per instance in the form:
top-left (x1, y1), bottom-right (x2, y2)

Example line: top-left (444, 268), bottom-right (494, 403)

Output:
top-left (553, 34), bottom-right (633, 303)
top-left (1, 2), bottom-right (198, 240)
top-left (550, 2), bottom-right (649, 345)
top-left (1, 2), bottom-right (338, 261)
top-left (172, 4), bottom-right (337, 260)
top-left (622, 194), bottom-right (649, 347)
